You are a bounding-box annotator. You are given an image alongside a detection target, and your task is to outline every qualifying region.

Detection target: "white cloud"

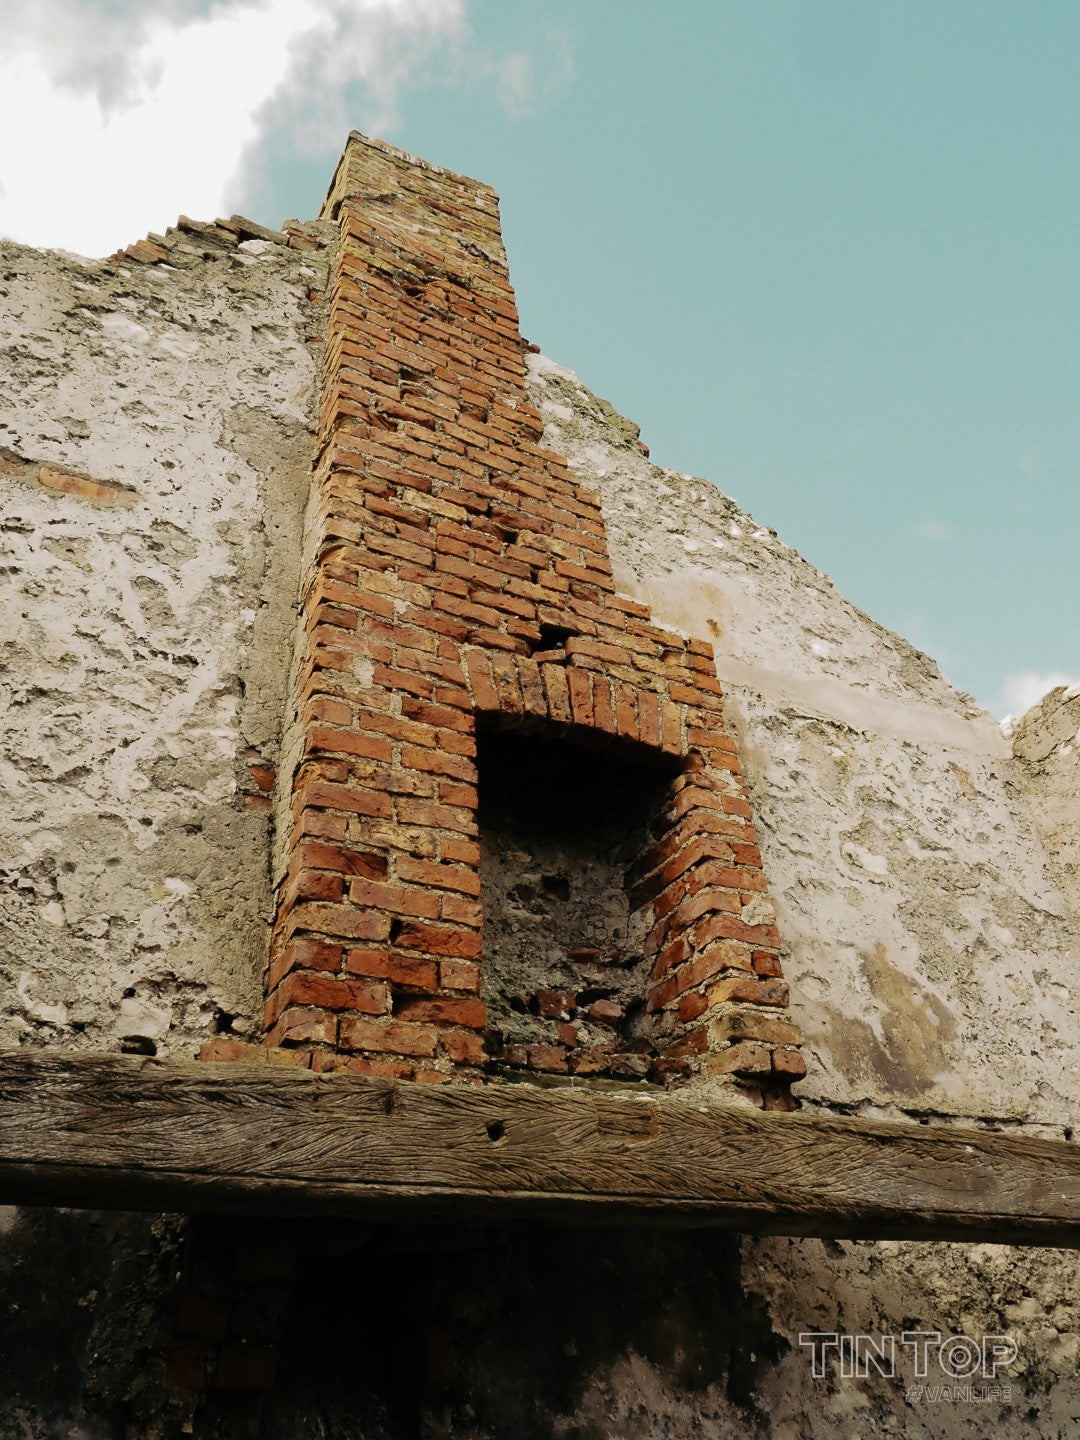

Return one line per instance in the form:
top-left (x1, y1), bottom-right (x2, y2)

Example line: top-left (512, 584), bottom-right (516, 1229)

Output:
top-left (487, 30), bottom-right (573, 121)
top-left (909, 517), bottom-right (953, 543)
top-left (0, 0), bottom-right (465, 258)
top-left (994, 670), bottom-right (1080, 724)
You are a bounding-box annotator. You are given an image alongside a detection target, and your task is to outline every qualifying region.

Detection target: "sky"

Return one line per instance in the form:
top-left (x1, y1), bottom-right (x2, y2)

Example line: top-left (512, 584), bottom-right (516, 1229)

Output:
top-left (2, 0), bottom-right (1077, 720)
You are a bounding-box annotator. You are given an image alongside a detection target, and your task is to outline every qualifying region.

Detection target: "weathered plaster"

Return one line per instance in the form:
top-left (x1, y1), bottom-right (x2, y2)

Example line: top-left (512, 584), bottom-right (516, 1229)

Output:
top-left (518, 351), bottom-right (1080, 1440)
top-left (0, 234), bottom-right (329, 1056)
top-left (1013, 685), bottom-right (1080, 924)
top-left (525, 352), bottom-right (1080, 1134)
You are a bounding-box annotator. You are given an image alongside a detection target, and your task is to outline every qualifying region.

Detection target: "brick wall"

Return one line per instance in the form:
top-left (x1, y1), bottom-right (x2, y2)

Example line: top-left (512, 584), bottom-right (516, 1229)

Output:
top-left (203, 133), bottom-right (805, 1105)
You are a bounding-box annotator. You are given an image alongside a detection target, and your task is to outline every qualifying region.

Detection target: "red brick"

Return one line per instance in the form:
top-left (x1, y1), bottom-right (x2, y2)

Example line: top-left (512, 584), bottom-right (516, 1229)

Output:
top-left (762, 1088), bottom-right (799, 1112)
top-left (267, 972), bottom-right (389, 1022)
top-left (394, 995), bottom-right (485, 1028)
top-left (536, 988), bottom-right (576, 1019)
top-left (266, 1006), bottom-right (337, 1048)
top-left (283, 902), bottom-right (393, 943)
top-left (390, 920), bottom-right (482, 958)
top-left (339, 1016), bottom-right (438, 1057)
top-left (516, 657), bottom-right (548, 717)
top-left (752, 951), bottom-right (784, 978)
top-left (526, 1043), bottom-right (569, 1073)
top-left (660, 700), bottom-right (683, 754)
top-left (395, 797), bottom-right (476, 832)
top-left (307, 726), bottom-right (393, 763)
top-left (672, 940), bottom-right (755, 997)
top-left (677, 992), bottom-right (708, 1024)
top-left (668, 886), bottom-right (742, 932)
top-left (707, 976), bottom-right (790, 1009)
top-left (198, 1038), bottom-right (264, 1064)
top-left (440, 892), bottom-right (483, 926)
top-left (613, 683), bottom-right (638, 742)
top-left (294, 842), bottom-right (389, 880)
top-left (280, 869), bottom-right (343, 908)
top-left (345, 948), bottom-right (439, 989)
top-left (636, 690), bottom-right (662, 749)
top-left (709, 1011), bottom-right (803, 1046)
top-left (401, 745), bottom-right (477, 782)
top-left (440, 1029), bottom-right (487, 1065)
top-left (591, 674), bottom-right (615, 733)
top-left (692, 913), bottom-right (782, 950)
top-left (539, 663), bottom-right (573, 724)
top-left (772, 1047), bottom-right (808, 1078)
top-left (293, 807), bottom-right (348, 843)
top-left (400, 697), bottom-right (474, 732)
top-left (397, 858), bottom-right (480, 892)
top-left (301, 781), bottom-right (393, 819)
top-left (662, 1028), bottom-right (708, 1059)
top-left (441, 835), bottom-right (481, 867)
top-left (439, 958), bottom-right (481, 992)
top-left (570, 1044), bottom-right (619, 1075)
top-left (705, 1042), bottom-right (772, 1077)
top-left (645, 976), bottom-right (677, 1013)
top-left (649, 932), bottom-right (692, 981)
top-left (323, 1053), bottom-right (414, 1079)
top-left (713, 822), bottom-right (755, 857)
top-left (347, 877), bottom-right (441, 919)
top-left (267, 936), bottom-right (343, 991)
top-left (566, 666), bottom-right (593, 728)
top-left (265, 148), bottom-right (794, 1079)
top-left (685, 859), bottom-right (766, 895)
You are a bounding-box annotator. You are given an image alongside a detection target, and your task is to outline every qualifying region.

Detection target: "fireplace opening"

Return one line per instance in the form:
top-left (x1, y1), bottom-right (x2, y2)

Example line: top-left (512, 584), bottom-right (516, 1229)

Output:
top-left (476, 718), bottom-right (680, 1078)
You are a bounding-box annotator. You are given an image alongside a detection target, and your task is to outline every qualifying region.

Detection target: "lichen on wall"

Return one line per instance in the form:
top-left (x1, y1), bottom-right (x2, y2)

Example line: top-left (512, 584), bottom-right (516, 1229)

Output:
top-left (0, 231), bottom-right (330, 1056)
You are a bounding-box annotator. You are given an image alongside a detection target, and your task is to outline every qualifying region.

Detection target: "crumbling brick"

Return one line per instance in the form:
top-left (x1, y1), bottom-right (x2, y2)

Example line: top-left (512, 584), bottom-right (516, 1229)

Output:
top-left (240, 133), bottom-right (805, 1100)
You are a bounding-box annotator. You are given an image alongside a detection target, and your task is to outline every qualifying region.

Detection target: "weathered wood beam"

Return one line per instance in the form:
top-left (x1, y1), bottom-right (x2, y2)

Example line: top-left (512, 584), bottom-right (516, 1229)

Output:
top-left (0, 1053), bottom-right (1077, 1246)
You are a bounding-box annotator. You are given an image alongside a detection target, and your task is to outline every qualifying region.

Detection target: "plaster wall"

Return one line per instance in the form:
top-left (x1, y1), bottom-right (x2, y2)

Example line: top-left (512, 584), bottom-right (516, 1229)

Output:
top-left (1013, 685), bottom-right (1080, 924)
top-left (0, 234), bottom-right (328, 1057)
top-left (520, 352), bottom-right (1080, 1439)
top-left (526, 352), bottom-right (1080, 1135)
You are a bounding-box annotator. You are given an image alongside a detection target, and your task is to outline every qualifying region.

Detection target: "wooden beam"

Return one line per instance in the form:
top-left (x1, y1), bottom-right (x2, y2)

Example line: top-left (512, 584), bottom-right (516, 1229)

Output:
top-left (0, 1053), bottom-right (1077, 1246)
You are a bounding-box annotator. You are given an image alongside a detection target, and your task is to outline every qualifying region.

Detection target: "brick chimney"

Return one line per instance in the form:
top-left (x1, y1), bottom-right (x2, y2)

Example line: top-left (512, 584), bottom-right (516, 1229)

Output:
top-left (206, 133), bottom-right (805, 1106)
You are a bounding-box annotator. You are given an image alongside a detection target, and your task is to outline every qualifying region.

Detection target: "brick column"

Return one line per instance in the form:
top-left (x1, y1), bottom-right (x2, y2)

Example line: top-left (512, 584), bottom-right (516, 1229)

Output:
top-left (204, 133), bottom-right (805, 1104)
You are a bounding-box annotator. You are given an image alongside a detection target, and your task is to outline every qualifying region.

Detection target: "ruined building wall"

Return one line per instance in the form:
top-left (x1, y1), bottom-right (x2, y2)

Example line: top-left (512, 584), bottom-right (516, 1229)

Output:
top-left (1012, 685), bottom-right (1080, 924)
top-left (530, 352), bottom-right (1080, 1135)
top-left (0, 137), bottom-right (1079, 1440)
top-left (0, 221), bottom-right (330, 1057)
top-left (522, 357), bottom-right (1080, 1439)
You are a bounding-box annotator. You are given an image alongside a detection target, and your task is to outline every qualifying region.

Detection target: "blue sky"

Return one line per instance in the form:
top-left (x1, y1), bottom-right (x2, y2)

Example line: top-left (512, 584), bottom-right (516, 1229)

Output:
top-left (3, 0), bottom-right (1077, 717)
